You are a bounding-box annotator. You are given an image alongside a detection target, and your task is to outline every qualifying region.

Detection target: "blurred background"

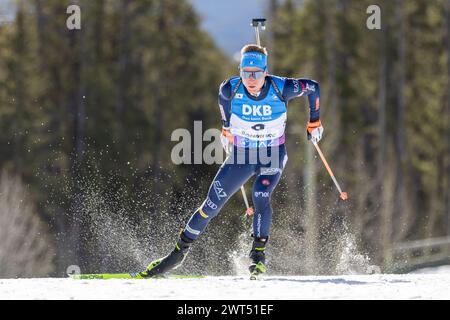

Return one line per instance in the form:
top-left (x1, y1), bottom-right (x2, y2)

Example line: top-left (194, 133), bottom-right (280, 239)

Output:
top-left (0, 0), bottom-right (449, 278)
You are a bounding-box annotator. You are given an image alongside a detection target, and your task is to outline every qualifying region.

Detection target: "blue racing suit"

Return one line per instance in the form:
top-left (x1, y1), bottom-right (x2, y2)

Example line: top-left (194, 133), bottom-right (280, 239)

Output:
top-left (182, 75), bottom-right (320, 240)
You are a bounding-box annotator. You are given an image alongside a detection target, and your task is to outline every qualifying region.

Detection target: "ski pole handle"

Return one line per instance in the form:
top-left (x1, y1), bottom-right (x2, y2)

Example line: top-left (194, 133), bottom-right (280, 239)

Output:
top-left (312, 141), bottom-right (348, 201)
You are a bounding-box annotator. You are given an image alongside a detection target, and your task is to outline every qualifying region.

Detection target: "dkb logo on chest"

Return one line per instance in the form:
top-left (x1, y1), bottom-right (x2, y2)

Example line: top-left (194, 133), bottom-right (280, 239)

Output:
top-left (242, 104), bottom-right (272, 116)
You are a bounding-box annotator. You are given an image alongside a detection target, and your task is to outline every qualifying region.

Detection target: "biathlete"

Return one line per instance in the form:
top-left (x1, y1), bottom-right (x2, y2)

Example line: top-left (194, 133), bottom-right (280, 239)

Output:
top-left (140, 44), bottom-right (324, 279)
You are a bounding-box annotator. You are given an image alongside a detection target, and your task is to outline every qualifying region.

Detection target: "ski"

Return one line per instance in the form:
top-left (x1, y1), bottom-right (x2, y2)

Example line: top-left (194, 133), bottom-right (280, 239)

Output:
top-left (69, 273), bottom-right (205, 280)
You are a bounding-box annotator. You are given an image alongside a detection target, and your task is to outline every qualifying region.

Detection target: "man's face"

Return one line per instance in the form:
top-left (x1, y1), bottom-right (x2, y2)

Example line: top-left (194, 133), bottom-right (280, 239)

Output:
top-left (241, 67), bottom-right (267, 95)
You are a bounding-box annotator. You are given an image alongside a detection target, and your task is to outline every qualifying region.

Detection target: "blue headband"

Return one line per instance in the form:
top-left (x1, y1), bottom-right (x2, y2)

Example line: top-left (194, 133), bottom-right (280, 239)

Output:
top-left (240, 51), bottom-right (267, 70)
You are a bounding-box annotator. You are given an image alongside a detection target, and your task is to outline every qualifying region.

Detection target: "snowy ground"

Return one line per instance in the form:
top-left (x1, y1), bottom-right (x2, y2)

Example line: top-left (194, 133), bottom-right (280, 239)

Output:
top-left (1, 272), bottom-right (450, 300)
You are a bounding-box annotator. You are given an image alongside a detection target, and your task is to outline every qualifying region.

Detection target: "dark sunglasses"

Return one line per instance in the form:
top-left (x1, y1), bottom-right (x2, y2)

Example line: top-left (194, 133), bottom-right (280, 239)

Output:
top-left (240, 70), bottom-right (266, 79)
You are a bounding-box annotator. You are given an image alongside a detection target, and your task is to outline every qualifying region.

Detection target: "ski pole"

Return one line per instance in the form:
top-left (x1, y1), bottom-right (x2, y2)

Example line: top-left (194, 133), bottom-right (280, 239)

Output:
top-left (312, 141), bottom-right (348, 201)
top-left (241, 185), bottom-right (254, 216)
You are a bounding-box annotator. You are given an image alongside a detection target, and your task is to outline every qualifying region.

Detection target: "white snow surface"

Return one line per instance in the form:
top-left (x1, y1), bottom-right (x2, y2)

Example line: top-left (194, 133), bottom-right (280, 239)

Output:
top-left (409, 265), bottom-right (450, 274)
top-left (1, 273), bottom-right (450, 300)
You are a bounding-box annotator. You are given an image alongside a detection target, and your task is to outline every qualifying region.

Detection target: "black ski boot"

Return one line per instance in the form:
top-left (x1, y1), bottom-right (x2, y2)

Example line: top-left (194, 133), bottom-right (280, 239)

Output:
top-left (249, 236), bottom-right (268, 280)
top-left (140, 232), bottom-right (193, 278)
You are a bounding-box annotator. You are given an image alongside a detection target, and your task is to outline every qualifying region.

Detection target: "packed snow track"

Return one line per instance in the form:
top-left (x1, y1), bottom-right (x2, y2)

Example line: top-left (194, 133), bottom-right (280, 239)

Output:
top-left (1, 273), bottom-right (450, 300)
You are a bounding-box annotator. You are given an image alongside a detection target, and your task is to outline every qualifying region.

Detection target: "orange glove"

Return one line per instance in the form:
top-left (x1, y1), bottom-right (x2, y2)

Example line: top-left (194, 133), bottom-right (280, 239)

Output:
top-left (307, 120), bottom-right (324, 143)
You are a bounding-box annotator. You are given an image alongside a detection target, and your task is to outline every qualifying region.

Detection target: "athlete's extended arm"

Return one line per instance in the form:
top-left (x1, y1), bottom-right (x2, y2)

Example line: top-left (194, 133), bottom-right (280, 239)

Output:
top-left (283, 78), bottom-right (323, 143)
